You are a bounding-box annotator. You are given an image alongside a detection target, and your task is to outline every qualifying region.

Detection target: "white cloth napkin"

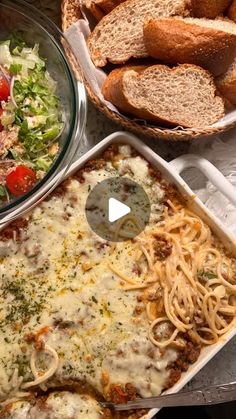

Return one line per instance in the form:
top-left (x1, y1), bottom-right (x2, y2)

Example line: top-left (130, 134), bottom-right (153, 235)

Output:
top-left (186, 133), bottom-right (236, 235)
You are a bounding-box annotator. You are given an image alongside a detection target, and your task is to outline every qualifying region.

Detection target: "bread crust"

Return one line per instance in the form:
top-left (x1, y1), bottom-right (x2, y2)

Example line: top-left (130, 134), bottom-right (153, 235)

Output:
top-left (102, 64), bottom-right (224, 127)
top-left (95, 0), bottom-right (125, 13)
top-left (191, 0), bottom-right (232, 19)
top-left (144, 18), bottom-right (236, 76)
top-left (84, 0), bottom-right (125, 20)
top-left (216, 60), bottom-right (236, 104)
top-left (228, 0), bottom-right (236, 21)
top-left (84, 2), bottom-right (105, 20)
top-left (102, 66), bottom-right (151, 118)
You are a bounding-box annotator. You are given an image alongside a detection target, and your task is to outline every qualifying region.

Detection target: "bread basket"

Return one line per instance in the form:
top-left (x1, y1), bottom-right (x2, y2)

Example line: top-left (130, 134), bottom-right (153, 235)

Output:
top-left (61, 0), bottom-right (236, 142)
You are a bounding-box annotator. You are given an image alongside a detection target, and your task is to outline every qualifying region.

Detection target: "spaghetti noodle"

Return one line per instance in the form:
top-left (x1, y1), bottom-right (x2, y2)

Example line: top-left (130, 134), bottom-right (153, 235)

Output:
top-left (22, 344), bottom-right (59, 390)
top-left (109, 203), bottom-right (236, 349)
top-left (134, 205), bottom-right (236, 348)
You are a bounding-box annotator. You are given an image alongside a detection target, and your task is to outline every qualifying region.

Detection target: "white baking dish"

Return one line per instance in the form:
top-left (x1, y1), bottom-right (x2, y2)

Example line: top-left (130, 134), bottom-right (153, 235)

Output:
top-left (1, 131), bottom-right (236, 417)
top-left (68, 132), bottom-right (236, 419)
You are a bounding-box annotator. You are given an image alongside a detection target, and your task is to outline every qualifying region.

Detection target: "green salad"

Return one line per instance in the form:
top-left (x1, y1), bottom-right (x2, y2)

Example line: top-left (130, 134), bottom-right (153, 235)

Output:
top-left (0, 39), bottom-right (63, 200)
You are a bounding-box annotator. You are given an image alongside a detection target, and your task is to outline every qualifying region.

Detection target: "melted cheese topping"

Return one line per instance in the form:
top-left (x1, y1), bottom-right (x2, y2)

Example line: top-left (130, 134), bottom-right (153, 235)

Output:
top-left (2, 392), bottom-right (101, 418)
top-left (0, 145), bottom-right (174, 406)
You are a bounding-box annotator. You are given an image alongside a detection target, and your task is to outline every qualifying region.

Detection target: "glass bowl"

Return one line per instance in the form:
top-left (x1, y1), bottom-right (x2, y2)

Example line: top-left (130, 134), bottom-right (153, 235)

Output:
top-left (0, 0), bottom-right (87, 224)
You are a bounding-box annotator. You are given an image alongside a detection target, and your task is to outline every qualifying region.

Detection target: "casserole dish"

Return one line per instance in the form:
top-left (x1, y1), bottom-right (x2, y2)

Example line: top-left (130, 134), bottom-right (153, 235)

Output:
top-left (69, 132), bottom-right (236, 418)
top-left (0, 132), bottom-right (236, 418)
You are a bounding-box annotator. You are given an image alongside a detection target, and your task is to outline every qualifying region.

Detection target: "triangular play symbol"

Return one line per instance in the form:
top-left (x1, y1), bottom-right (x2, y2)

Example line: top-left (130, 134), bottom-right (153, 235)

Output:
top-left (108, 198), bottom-right (131, 223)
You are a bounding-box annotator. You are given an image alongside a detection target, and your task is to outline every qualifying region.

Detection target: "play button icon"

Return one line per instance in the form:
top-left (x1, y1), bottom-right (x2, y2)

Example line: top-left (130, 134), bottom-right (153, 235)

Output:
top-left (85, 177), bottom-right (151, 242)
top-left (108, 198), bottom-right (131, 223)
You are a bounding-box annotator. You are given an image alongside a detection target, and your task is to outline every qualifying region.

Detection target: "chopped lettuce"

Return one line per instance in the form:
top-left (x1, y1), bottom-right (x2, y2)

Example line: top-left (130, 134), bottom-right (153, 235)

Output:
top-left (9, 63), bottom-right (22, 75)
top-left (0, 41), bottom-right (41, 76)
top-left (0, 41), bottom-right (12, 67)
top-left (0, 40), bottom-right (62, 172)
top-left (0, 185), bottom-right (6, 197)
top-left (35, 156), bottom-right (54, 172)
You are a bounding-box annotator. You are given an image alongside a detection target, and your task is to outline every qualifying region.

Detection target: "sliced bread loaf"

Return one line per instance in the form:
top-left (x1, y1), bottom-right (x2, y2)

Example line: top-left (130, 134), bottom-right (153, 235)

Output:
top-left (191, 0), bottom-right (232, 19)
top-left (87, 0), bottom-right (191, 67)
top-left (102, 64), bottom-right (224, 128)
top-left (228, 0), bottom-right (236, 21)
top-left (144, 17), bottom-right (236, 76)
top-left (216, 57), bottom-right (236, 104)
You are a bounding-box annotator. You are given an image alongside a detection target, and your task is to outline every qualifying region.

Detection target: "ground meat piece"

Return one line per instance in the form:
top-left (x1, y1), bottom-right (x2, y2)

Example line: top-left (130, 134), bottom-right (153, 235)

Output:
top-left (103, 145), bottom-right (119, 161)
top-left (193, 315), bottom-right (205, 326)
top-left (162, 182), bottom-right (186, 209)
top-left (126, 411), bottom-right (148, 419)
top-left (153, 236), bottom-right (172, 260)
top-left (0, 218), bottom-right (29, 242)
top-left (35, 395), bottom-right (51, 411)
top-left (24, 332), bottom-right (35, 343)
top-left (175, 357), bottom-right (189, 372)
top-left (85, 158), bottom-right (106, 171)
top-left (102, 408), bottom-right (112, 419)
top-left (173, 341), bottom-right (201, 374)
top-left (108, 383), bottom-right (138, 404)
top-left (145, 288), bottom-right (161, 301)
top-left (166, 368), bottom-right (182, 388)
top-left (105, 383), bottom-right (146, 419)
top-left (74, 159), bottom-right (106, 183)
top-left (50, 179), bottom-right (71, 198)
top-left (132, 263), bottom-right (142, 276)
top-left (134, 304), bottom-right (144, 315)
top-left (108, 385), bottom-right (128, 404)
top-left (148, 164), bottom-right (162, 182)
top-left (124, 383), bottom-right (138, 401)
top-left (166, 339), bottom-right (201, 390)
top-left (74, 171), bottom-right (86, 184)
top-left (183, 341), bottom-right (201, 364)
top-left (119, 411), bottom-right (148, 419)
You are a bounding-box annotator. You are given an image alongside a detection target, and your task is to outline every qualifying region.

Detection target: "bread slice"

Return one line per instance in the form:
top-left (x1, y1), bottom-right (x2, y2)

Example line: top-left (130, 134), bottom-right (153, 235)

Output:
top-left (216, 57), bottom-right (236, 105)
top-left (87, 0), bottom-right (191, 67)
top-left (144, 17), bottom-right (236, 76)
top-left (83, 0), bottom-right (125, 20)
top-left (228, 0), bottom-right (236, 21)
top-left (191, 0), bottom-right (232, 19)
top-left (102, 64), bottom-right (224, 128)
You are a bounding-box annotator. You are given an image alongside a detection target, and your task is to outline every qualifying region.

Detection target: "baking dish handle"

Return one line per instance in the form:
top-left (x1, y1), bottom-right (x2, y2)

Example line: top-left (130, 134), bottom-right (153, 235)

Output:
top-left (169, 154), bottom-right (236, 208)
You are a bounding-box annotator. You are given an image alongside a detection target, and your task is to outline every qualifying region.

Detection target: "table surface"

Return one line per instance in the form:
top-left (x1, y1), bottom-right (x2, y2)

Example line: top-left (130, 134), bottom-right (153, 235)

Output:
top-left (26, 0), bottom-right (236, 396)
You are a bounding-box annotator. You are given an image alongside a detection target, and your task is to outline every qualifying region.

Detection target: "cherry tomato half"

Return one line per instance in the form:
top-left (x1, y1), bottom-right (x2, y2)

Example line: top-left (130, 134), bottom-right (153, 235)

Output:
top-left (6, 165), bottom-right (37, 197)
top-left (0, 76), bottom-right (10, 102)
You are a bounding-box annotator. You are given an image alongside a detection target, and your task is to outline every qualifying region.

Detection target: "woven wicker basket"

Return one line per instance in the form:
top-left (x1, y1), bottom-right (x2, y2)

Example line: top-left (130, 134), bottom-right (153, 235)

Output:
top-left (61, 0), bottom-right (236, 142)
